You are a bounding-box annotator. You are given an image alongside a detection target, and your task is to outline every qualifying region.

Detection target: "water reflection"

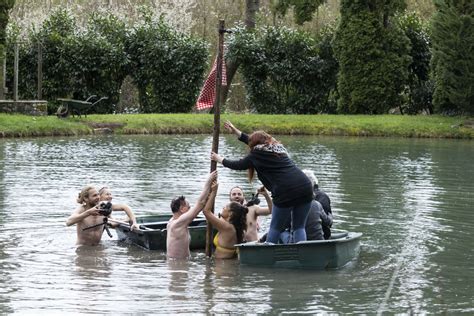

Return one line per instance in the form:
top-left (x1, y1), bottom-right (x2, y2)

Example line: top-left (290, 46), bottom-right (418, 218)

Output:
top-left (74, 244), bottom-right (112, 280)
top-left (0, 135), bottom-right (472, 314)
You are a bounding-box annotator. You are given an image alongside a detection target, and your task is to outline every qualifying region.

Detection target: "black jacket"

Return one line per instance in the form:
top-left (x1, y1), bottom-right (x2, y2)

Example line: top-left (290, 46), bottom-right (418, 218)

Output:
top-left (222, 133), bottom-right (313, 207)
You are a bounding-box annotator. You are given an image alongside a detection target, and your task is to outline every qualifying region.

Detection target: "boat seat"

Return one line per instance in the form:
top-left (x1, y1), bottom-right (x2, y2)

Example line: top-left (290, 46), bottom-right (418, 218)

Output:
top-left (330, 231), bottom-right (349, 239)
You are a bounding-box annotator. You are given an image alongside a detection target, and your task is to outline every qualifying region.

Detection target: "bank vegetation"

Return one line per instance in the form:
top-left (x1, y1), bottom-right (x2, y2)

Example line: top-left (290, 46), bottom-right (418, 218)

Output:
top-left (1, 113), bottom-right (472, 139)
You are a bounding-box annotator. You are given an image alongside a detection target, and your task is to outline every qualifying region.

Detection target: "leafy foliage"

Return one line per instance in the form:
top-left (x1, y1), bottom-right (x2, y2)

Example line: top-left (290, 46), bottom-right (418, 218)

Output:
top-left (431, 0), bottom-right (474, 115)
top-left (333, 0), bottom-right (411, 114)
top-left (125, 15), bottom-right (207, 113)
top-left (6, 9), bottom-right (76, 114)
top-left (272, 0), bottom-right (327, 25)
top-left (6, 9), bottom-right (208, 114)
top-left (399, 12), bottom-right (433, 114)
top-left (227, 25), bottom-right (338, 114)
top-left (64, 12), bottom-right (129, 113)
top-left (0, 0), bottom-right (15, 44)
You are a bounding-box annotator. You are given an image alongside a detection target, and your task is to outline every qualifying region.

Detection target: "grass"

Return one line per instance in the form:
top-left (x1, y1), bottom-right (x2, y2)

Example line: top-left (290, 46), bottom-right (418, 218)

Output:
top-left (0, 113), bottom-right (473, 139)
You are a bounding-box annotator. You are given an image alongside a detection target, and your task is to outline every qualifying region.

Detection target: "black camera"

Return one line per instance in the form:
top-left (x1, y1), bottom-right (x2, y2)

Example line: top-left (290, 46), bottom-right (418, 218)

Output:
top-left (98, 201), bottom-right (112, 216)
top-left (246, 193), bottom-right (260, 207)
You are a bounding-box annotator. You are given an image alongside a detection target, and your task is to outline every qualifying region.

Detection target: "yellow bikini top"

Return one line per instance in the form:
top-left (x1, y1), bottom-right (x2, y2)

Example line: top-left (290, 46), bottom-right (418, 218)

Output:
top-left (213, 232), bottom-right (237, 255)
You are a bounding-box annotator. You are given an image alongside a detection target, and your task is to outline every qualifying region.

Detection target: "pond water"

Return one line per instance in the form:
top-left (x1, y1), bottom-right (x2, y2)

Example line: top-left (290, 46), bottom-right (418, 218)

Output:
top-left (0, 134), bottom-right (473, 314)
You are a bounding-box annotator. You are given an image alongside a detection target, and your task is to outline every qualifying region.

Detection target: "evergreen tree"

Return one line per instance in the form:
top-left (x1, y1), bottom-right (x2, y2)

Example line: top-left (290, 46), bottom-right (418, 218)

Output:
top-left (0, 0), bottom-right (15, 99)
top-left (431, 0), bottom-right (474, 115)
top-left (333, 0), bottom-right (411, 114)
top-left (399, 12), bottom-right (433, 114)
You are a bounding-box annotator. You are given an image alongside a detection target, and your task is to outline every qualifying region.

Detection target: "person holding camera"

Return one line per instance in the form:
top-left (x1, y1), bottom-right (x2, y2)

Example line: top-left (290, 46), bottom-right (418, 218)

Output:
top-left (66, 185), bottom-right (139, 246)
top-left (211, 121), bottom-right (313, 244)
top-left (98, 187), bottom-right (140, 231)
top-left (167, 171), bottom-right (217, 259)
top-left (244, 186), bottom-right (272, 242)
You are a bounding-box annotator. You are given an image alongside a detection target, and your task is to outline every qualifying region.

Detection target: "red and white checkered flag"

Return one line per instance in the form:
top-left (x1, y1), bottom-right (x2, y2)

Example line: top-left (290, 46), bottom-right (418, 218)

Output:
top-left (196, 57), bottom-right (227, 110)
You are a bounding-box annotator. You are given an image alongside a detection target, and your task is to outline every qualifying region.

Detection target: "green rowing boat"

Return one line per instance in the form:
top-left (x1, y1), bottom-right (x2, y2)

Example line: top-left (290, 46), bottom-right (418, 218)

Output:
top-left (115, 215), bottom-right (208, 250)
top-left (235, 231), bottom-right (362, 269)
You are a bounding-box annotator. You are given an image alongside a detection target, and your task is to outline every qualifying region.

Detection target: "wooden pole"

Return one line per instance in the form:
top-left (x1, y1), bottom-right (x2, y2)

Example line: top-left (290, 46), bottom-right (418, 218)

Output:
top-left (37, 42), bottom-right (43, 100)
top-left (13, 43), bottom-right (19, 101)
top-left (206, 20), bottom-right (226, 257)
top-left (1, 56), bottom-right (5, 99)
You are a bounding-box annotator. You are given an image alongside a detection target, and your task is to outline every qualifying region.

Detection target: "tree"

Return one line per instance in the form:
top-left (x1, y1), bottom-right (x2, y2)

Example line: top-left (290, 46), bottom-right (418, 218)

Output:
top-left (333, 0), bottom-right (411, 114)
top-left (431, 0), bottom-right (473, 115)
top-left (0, 0), bottom-right (15, 99)
top-left (399, 12), bottom-right (433, 114)
top-left (272, 0), bottom-right (327, 25)
top-left (227, 25), bottom-right (337, 113)
top-left (221, 0), bottom-right (260, 107)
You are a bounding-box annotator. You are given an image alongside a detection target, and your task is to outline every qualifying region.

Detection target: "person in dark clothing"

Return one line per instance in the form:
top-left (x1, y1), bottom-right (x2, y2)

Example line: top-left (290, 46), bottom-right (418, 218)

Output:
top-left (210, 121), bottom-right (313, 244)
top-left (302, 169), bottom-right (333, 239)
top-left (279, 200), bottom-right (332, 243)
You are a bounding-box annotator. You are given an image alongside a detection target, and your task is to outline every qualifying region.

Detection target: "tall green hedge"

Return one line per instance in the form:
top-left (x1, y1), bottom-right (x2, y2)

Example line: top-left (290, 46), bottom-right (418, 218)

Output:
top-left (0, 0), bottom-right (15, 72)
top-left (333, 1), bottom-right (411, 114)
top-left (399, 12), bottom-right (433, 114)
top-left (6, 9), bottom-right (207, 114)
top-left (126, 16), bottom-right (207, 113)
top-left (227, 25), bottom-right (338, 114)
top-left (431, 0), bottom-right (473, 115)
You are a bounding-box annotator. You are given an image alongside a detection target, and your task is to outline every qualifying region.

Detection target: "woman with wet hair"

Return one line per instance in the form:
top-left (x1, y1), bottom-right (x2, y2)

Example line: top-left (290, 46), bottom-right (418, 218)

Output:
top-left (203, 181), bottom-right (248, 259)
top-left (210, 121), bottom-right (313, 244)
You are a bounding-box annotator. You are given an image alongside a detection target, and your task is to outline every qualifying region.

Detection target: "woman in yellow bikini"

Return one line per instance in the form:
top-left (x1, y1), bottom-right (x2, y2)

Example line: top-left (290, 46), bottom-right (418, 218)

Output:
top-left (203, 181), bottom-right (248, 259)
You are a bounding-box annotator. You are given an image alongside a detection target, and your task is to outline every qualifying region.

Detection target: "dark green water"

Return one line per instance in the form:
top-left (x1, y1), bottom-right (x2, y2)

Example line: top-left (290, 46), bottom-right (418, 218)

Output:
top-left (0, 134), bottom-right (472, 314)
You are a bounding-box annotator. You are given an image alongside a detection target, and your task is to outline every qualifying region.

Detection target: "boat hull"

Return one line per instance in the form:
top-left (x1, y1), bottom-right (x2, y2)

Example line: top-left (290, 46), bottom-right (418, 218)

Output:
top-left (236, 231), bottom-right (362, 269)
top-left (115, 215), bottom-right (208, 251)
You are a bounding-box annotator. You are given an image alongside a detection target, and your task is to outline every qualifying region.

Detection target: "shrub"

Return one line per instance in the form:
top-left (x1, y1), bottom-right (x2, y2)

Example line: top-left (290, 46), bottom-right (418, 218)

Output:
top-left (227, 25), bottom-right (337, 114)
top-left (126, 15), bottom-right (207, 113)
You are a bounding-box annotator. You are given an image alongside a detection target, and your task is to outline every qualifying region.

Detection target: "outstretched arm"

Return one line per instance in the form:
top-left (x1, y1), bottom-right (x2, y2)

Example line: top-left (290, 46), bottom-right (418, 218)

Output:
top-left (203, 181), bottom-right (233, 232)
top-left (178, 170), bottom-right (218, 224)
top-left (224, 120), bottom-right (241, 138)
top-left (66, 205), bottom-right (100, 226)
top-left (210, 152), bottom-right (252, 170)
top-left (255, 186), bottom-right (272, 216)
top-left (224, 120), bottom-right (248, 144)
top-left (111, 203), bottom-right (140, 230)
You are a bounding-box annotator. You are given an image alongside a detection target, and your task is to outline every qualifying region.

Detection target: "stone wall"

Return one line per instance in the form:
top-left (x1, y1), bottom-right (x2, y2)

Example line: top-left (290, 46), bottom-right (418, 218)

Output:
top-left (0, 100), bottom-right (48, 115)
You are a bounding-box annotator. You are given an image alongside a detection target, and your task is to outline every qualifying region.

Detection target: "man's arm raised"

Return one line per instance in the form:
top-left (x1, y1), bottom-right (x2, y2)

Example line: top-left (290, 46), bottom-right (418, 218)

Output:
top-left (177, 170), bottom-right (218, 225)
top-left (66, 205), bottom-right (100, 226)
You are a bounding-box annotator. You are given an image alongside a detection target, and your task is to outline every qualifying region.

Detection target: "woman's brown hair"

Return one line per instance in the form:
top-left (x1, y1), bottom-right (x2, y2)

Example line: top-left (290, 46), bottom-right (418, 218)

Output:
top-left (247, 131), bottom-right (280, 182)
top-left (228, 202), bottom-right (248, 244)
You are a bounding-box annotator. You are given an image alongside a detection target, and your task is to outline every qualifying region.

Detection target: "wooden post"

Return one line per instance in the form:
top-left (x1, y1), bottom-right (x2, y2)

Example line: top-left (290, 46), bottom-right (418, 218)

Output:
top-left (37, 42), bottom-right (43, 100)
top-left (13, 43), bottom-right (19, 101)
top-left (206, 20), bottom-right (226, 257)
top-left (1, 56), bottom-right (5, 99)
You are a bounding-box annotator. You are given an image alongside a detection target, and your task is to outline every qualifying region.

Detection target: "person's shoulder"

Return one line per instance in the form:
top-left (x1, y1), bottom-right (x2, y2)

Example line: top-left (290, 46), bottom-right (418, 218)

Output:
top-left (247, 205), bottom-right (259, 214)
top-left (75, 205), bottom-right (87, 213)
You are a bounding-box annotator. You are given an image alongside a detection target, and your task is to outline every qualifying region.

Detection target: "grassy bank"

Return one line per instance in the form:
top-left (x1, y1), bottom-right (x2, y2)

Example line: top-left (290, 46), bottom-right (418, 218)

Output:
top-left (0, 113), bottom-right (473, 139)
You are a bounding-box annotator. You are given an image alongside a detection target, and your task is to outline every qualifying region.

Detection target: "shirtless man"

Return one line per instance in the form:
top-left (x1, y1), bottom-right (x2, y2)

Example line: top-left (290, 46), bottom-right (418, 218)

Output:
top-left (166, 171), bottom-right (217, 259)
top-left (228, 186), bottom-right (272, 241)
top-left (66, 185), bottom-right (139, 246)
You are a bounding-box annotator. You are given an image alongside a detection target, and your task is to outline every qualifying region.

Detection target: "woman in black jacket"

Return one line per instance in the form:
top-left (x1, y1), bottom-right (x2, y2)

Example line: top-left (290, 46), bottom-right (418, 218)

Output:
top-left (210, 121), bottom-right (313, 244)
